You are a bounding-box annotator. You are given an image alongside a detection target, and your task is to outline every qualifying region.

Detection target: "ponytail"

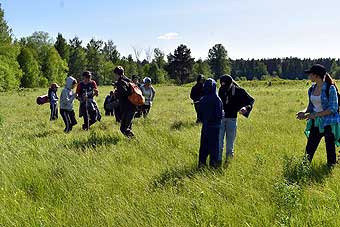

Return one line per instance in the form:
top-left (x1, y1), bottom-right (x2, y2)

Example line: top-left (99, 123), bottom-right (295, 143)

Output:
top-left (325, 73), bottom-right (339, 91)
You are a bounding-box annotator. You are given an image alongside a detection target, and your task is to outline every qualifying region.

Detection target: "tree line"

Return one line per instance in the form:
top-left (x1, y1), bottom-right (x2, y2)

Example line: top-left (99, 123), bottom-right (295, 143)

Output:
top-left (1, 4), bottom-right (340, 91)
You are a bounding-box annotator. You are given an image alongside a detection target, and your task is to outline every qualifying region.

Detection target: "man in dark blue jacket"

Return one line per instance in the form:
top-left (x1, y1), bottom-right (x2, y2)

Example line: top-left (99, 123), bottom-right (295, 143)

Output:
top-left (198, 78), bottom-right (223, 168)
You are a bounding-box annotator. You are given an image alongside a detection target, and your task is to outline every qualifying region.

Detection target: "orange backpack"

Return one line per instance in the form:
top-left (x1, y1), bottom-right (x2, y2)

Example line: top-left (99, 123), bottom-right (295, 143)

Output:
top-left (128, 82), bottom-right (145, 106)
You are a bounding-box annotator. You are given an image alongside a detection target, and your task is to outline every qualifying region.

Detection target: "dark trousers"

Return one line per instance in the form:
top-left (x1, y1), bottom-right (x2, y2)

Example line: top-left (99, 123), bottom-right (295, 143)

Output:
top-left (50, 103), bottom-right (58, 120)
top-left (306, 125), bottom-right (336, 165)
top-left (194, 103), bottom-right (201, 123)
top-left (60, 109), bottom-right (77, 133)
top-left (141, 105), bottom-right (151, 118)
top-left (105, 108), bottom-right (114, 116)
top-left (114, 106), bottom-right (121, 123)
top-left (80, 101), bottom-right (100, 130)
top-left (199, 124), bottom-right (220, 167)
top-left (120, 109), bottom-right (135, 137)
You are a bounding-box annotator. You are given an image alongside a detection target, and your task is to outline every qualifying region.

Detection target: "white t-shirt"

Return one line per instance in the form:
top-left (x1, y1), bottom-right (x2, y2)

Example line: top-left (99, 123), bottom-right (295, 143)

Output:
top-left (310, 95), bottom-right (323, 113)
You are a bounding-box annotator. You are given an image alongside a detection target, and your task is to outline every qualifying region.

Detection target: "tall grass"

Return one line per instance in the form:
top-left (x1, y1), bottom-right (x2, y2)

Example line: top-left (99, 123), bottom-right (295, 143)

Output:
top-left (1, 80), bottom-right (340, 226)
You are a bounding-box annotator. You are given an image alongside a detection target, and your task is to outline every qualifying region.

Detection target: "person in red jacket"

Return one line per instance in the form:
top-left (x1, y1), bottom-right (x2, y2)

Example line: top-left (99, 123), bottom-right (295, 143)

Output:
top-left (76, 71), bottom-right (101, 130)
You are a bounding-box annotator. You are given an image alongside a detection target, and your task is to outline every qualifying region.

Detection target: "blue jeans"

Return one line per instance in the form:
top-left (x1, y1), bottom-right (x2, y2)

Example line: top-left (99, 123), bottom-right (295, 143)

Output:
top-left (218, 118), bottom-right (237, 161)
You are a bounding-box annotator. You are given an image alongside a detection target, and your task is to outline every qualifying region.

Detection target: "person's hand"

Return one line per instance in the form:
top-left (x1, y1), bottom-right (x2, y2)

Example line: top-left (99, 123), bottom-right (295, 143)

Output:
top-left (94, 89), bottom-right (99, 96)
top-left (306, 113), bottom-right (316, 120)
top-left (296, 111), bottom-right (306, 120)
top-left (239, 107), bottom-right (248, 115)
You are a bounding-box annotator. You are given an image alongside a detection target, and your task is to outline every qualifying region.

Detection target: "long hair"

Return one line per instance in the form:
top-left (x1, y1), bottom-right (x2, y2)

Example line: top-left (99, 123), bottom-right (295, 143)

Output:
top-left (325, 73), bottom-right (339, 91)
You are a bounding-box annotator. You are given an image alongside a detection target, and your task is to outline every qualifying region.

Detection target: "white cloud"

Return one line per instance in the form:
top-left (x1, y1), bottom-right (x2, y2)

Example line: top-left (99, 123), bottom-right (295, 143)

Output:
top-left (157, 32), bottom-right (180, 40)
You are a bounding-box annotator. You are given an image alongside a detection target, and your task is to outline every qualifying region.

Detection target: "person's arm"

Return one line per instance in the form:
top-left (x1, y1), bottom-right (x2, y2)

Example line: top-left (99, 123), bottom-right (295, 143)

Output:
top-left (238, 89), bottom-right (254, 115)
top-left (190, 86), bottom-right (195, 101)
top-left (92, 81), bottom-right (99, 96)
top-left (76, 83), bottom-right (81, 100)
top-left (151, 86), bottom-right (156, 101)
top-left (297, 87), bottom-right (314, 120)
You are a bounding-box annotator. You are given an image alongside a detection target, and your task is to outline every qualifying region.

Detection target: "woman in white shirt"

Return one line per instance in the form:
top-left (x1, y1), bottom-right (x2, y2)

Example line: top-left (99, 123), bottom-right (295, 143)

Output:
top-left (140, 77), bottom-right (156, 118)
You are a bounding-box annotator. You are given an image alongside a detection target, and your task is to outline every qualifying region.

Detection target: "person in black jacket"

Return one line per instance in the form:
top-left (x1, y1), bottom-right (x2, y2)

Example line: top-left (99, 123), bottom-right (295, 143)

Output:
top-left (104, 91), bottom-right (115, 116)
top-left (190, 74), bottom-right (205, 123)
top-left (218, 75), bottom-right (255, 163)
top-left (114, 66), bottom-right (136, 137)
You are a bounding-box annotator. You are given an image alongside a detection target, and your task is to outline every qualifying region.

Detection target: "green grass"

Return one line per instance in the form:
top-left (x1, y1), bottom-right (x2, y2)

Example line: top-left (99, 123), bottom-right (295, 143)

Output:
top-left (1, 80), bottom-right (340, 226)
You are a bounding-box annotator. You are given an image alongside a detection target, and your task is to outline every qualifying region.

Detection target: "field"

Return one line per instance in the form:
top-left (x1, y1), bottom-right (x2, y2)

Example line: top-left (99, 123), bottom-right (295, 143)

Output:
top-left (1, 80), bottom-right (340, 226)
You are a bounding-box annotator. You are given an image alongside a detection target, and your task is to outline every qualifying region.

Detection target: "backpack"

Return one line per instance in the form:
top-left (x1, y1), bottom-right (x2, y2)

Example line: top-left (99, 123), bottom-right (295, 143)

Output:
top-left (325, 83), bottom-right (340, 112)
top-left (128, 82), bottom-right (145, 106)
top-left (36, 95), bottom-right (49, 105)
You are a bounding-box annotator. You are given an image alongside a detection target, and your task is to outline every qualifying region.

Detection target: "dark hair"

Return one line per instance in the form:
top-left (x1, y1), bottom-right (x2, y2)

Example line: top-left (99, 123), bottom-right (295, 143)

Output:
top-left (82, 71), bottom-right (92, 78)
top-left (110, 91), bottom-right (114, 95)
top-left (113, 66), bottom-right (124, 76)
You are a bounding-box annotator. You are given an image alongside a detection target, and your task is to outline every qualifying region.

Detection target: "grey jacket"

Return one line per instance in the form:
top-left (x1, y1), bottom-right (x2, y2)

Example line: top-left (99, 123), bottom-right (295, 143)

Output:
top-left (60, 77), bottom-right (77, 111)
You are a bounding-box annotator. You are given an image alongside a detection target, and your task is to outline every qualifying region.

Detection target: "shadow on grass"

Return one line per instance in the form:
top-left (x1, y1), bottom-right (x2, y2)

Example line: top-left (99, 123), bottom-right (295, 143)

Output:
top-left (151, 164), bottom-right (224, 190)
top-left (70, 132), bottom-right (120, 151)
top-left (31, 130), bottom-right (58, 139)
top-left (170, 120), bottom-right (198, 131)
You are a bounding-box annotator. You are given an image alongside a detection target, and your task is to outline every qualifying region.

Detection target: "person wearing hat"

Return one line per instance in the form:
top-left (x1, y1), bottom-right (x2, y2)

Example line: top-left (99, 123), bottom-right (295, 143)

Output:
top-left (218, 75), bottom-right (255, 164)
top-left (297, 64), bottom-right (340, 166)
top-left (76, 71), bottom-right (101, 130)
top-left (190, 74), bottom-right (205, 123)
top-left (140, 77), bottom-right (156, 118)
top-left (113, 66), bottom-right (136, 137)
top-left (48, 83), bottom-right (60, 121)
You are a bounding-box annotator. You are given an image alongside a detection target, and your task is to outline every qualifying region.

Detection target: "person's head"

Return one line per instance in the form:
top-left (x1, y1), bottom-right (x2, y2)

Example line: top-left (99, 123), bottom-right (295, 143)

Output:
top-left (220, 74), bottom-right (233, 90)
top-left (82, 71), bottom-right (92, 83)
top-left (110, 91), bottom-right (114, 96)
top-left (143, 77), bottom-right (152, 87)
top-left (203, 78), bottom-right (217, 95)
top-left (132, 75), bottom-right (139, 83)
top-left (66, 76), bottom-right (77, 89)
top-left (304, 64), bottom-right (327, 83)
top-left (50, 83), bottom-right (60, 91)
top-left (113, 66), bottom-right (124, 79)
top-left (196, 74), bottom-right (205, 84)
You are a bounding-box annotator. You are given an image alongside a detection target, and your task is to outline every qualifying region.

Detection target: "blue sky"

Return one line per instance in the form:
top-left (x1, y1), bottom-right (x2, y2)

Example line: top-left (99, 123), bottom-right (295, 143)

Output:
top-left (2, 0), bottom-right (340, 60)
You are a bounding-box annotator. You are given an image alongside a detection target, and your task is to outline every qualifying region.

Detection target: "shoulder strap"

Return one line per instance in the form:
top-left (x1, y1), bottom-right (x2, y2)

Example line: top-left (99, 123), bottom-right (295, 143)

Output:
top-left (326, 83), bottom-right (331, 99)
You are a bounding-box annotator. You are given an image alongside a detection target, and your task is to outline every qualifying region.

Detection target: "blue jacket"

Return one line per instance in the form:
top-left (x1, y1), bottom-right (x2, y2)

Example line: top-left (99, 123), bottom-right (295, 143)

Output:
top-left (307, 82), bottom-right (340, 127)
top-left (198, 79), bottom-right (223, 126)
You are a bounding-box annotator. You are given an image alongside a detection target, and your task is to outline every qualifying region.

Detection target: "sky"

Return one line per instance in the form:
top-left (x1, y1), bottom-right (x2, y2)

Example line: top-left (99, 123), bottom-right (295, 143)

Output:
top-left (2, 0), bottom-right (340, 60)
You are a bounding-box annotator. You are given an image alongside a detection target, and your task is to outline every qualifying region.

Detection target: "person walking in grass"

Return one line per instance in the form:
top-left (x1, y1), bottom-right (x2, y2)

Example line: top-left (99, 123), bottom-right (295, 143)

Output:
top-left (60, 76), bottom-right (78, 133)
top-left (198, 78), bottom-right (223, 168)
top-left (190, 74), bottom-right (205, 123)
top-left (218, 75), bottom-right (254, 164)
top-left (297, 64), bottom-right (340, 167)
top-left (76, 71), bottom-right (101, 130)
top-left (140, 77), bottom-right (156, 118)
top-left (114, 66), bottom-right (136, 138)
top-left (104, 91), bottom-right (115, 116)
top-left (48, 83), bottom-right (59, 121)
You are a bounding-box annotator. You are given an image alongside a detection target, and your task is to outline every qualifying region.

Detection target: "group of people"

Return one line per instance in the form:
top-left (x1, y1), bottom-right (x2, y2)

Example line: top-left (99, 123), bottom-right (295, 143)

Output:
top-left (191, 64), bottom-right (340, 168)
top-left (47, 63), bottom-right (339, 168)
top-left (191, 74), bottom-right (255, 167)
top-left (47, 66), bottom-right (156, 137)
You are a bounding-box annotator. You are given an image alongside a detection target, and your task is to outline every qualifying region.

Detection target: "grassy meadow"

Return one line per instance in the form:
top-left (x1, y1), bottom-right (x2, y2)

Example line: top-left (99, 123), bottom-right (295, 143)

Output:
top-left (1, 80), bottom-right (340, 226)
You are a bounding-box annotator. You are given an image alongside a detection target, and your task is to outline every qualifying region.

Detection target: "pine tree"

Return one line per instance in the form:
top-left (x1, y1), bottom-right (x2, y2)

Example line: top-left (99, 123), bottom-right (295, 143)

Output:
top-left (166, 44), bottom-right (195, 84)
